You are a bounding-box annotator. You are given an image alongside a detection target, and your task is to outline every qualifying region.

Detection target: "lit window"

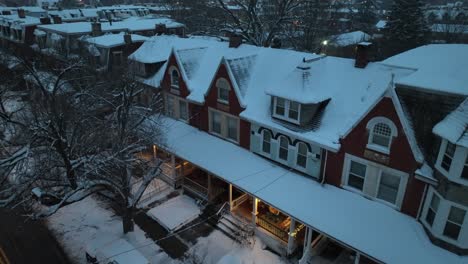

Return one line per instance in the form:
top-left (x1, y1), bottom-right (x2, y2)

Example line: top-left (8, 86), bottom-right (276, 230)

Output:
top-left (377, 172), bottom-right (400, 205)
top-left (179, 100), bottom-right (188, 121)
top-left (443, 206), bottom-right (466, 240)
top-left (425, 194), bottom-right (440, 227)
top-left (216, 78), bottom-right (230, 104)
top-left (227, 116), bottom-right (238, 141)
top-left (441, 142), bottom-right (456, 172)
top-left (279, 136), bottom-right (289, 161)
top-left (275, 97), bottom-right (285, 116)
top-left (348, 161), bottom-right (366, 191)
top-left (296, 142), bottom-right (308, 168)
top-left (171, 68), bottom-right (179, 88)
top-left (211, 111), bottom-right (222, 134)
top-left (262, 131), bottom-right (271, 154)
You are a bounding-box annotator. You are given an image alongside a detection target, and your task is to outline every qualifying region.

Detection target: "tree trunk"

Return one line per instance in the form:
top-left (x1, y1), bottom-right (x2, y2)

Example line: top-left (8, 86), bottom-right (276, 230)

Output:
top-left (122, 207), bottom-right (134, 234)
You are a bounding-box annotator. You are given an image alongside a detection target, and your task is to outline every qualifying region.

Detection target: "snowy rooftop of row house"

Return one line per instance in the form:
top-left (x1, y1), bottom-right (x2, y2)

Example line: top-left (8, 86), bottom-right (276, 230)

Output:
top-left (431, 24), bottom-right (468, 34)
top-left (375, 20), bottom-right (387, 29)
top-left (382, 44), bottom-right (468, 96)
top-left (0, 15), bottom-right (41, 27)
top-left (37, 18), bottom-right (184, 35)
top-left (433, 98), bottom-right (468, 148)
top-left (154, 116), bottom-right (465, 264)
top-left (327, 30), bottom-right (372, 47)
top-left (85, 33), bottom-right (148, 48)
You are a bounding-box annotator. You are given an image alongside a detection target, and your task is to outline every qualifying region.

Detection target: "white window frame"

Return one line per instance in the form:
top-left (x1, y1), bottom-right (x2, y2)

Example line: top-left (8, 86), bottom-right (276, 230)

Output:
top-left (261, 130), bottom-right (272, 155)
top-left (169, 66), bottom-right (180, 89)
top-left (346, 160), bottom-right (367, 192)
top-left (443, 205), bottom-right (466, 241)
top-left (295, 142), bottom-right (308, 171)
top-left (272, 97), bottom-right (301, 125)
top-left (375, 170), bottom-right (403, 207)
top-left (216, 78), bottom-right (230, 105)
top-left (425, 191), bottom-right (440, 227)
top-left (366, 117), bottom-right (398, 155)
top-left (278, 136), bottom-right (289, 162)
top-left (165, 93), bottom-right (189, 123)
top-left (342, 154), bottom-right (408, 209)
top-left (435, 139), bottom-right (468, 185)
top-left (208, 107), bottom-right (239, 144)
top-left (421, 187), bottom-right (468, 247)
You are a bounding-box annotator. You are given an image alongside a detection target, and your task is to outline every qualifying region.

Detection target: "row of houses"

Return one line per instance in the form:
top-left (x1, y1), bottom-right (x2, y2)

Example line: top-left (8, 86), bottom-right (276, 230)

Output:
top-left (122, 34), bottom-right (468, 263)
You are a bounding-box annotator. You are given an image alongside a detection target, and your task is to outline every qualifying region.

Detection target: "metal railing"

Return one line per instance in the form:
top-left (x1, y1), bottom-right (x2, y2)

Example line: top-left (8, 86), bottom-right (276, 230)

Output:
top-left (183, 177), bottom-right (208, 199)
top-left (256, 215), bottom-right (289, 242)
top-left (231, 193), bottom-right (249, 210)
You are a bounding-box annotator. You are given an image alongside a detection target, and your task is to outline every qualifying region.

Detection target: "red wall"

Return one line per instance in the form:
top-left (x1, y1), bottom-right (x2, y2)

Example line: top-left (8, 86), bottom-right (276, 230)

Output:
top-left (325, 97), bottom-right (426, 218)
top-left (162, 54), bottom-right (250, 150)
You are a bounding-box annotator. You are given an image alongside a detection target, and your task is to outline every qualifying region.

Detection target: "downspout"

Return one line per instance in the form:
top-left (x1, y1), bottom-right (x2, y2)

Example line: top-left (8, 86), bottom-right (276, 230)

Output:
top-left (321, 149), bottom-right (328, 185)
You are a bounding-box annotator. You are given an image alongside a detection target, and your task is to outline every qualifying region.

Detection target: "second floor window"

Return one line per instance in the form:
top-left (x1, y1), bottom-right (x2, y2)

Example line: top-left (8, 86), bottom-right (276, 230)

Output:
top-left (170, 68), bottom-right (180, 88)
top-left (443, 206), bottom-right (466, 240)
top-left (377, 172), bottom-right (401, 205)
top-left (425, 193), bottom-right (440, 227)
top-left (273, 97), bottom-right (301, 124)
top-left (216, 78), bottom-right (230, 104)
top-left (209, 108), bottom-right (239, 143)
top-left (347, 160), bottom-right (366, 191)
top-left (441, 142), bottom-right (455, 172)
top-left (165, 94), bottom-right (188, 122)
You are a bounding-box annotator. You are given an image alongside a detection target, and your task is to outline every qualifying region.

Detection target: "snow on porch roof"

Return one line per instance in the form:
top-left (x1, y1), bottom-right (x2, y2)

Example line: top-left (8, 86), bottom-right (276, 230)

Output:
top-left (154, 116), bottom-right (465, 264)
top-left (433, 98), bottom-right (468, 148)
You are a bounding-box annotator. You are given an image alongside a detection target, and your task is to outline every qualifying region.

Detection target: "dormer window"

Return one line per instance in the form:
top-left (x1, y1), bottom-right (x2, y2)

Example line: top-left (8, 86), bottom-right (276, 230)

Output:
top-left (366, 117), bottom-right (397, 154)
top-left (216, 78), bottom-right (230, 104)
top-left (170, 67), bottom-right (180, 89)
top-left (273, 97), bottom-right (301, 124)
top-left (435, 139), bottom-right (468, 184)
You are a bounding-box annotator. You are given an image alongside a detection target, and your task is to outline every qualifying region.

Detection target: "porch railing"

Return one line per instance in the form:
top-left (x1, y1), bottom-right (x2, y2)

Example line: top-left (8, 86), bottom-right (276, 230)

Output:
top-left (256, 215), bottom-right (289, 242)
top-left (231, 193), bottom-right (249, 211)
top-left (183, 177), bottom-right (208, 200)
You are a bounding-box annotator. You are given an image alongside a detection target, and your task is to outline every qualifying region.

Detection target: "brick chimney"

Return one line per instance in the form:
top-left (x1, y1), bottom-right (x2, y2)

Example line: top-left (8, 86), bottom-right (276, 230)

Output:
top-left (17, 9), bottom-right (26, 19)
top-left (52, 15), bottom-right (62, 24)
top-left (155, 23), bottom-right (166, 35)
top-left (40, 16), bottom-right (51, 25)
top-left (124, 33), bottom-right (132, 45)
top-left (229, 34), bottom-right (242, 48)
top-left (91, 22), bottom-right (102, 37)
top-left (355, 42), bottom-right (371, 69)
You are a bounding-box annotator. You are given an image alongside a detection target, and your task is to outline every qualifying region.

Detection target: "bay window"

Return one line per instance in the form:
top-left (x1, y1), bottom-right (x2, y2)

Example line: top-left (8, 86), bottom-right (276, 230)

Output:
top-left (209, 108), bottom-right (239, 143)
top-left (441, 141), bottom-right (455, 172)
top-left (273, 97), bottom-right (301, 124)
top-left (425, 193), bottom-right (440, 227)
top-left (444, 206), bottom-right (466, 240)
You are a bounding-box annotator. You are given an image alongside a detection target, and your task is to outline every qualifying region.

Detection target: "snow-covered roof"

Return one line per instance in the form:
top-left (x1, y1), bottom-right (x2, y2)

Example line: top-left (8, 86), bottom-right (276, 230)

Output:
top-left (382, 44), bottom-right (468, 96)
top-left (37, 18), bottom-right (184, 35)
top-left (433, 98), bottom-right (468, 148)
top-left (0, 15), bottom-right (41, 27)
top-left (431, 23), bottom-right (468, 34)
top-left (85, 33), bottom-right (148, 48)
top-left (415, 162), bottom-right (437, 184)
top-left (327, 31), bottom-right (372, 47)
top-left (155, 116), bottom-right (466, 264)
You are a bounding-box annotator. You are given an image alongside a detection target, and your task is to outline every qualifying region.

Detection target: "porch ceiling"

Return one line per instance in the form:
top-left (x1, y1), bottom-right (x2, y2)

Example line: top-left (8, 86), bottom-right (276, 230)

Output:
top-left (152, 116), bottom-right (465, 264)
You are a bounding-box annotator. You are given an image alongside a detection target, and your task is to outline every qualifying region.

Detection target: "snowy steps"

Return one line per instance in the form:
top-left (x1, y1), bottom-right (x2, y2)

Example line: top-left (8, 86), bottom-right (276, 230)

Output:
top-left (217, 213), bottom-right (254, 245)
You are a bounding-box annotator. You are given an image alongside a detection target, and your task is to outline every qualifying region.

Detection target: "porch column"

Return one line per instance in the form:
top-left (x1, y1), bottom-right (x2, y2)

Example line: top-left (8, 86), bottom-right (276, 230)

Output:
top-left (251, 197), bottom-right (258, 225)
top-left (354, 252), bottom-right (361, 264)
top-left (287, 218), bottom-right (296, 255)
top-left (207, 173), bottom-right (212, 202)
top-left (300, 226), bottom-right (313, 264)
top-left (229, 184), bottom-right (233, 211)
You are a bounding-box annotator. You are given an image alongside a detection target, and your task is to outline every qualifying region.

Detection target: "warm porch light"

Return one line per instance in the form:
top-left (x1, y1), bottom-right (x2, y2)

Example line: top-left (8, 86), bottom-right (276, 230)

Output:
top-left (322, 40), bottom-right (328, 46)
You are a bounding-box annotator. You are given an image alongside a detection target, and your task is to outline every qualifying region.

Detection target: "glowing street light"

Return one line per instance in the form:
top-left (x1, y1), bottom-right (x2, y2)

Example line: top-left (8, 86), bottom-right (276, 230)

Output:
top-left (322, 40), bottom-right (328, 46)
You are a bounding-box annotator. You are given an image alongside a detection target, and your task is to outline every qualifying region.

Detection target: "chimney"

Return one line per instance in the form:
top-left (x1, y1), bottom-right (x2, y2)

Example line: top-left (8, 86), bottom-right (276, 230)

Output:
top-left (17, 9), bottom-right (26, 19)
top-left (229, 34), bottom-right (242, 48)
top-left (40, 16), bottom-right (51, 25)
top-left (155, 23), bottom-right (166, 35)
top-left (355, 42), bottom-right (371, 69)
top-left (91, 22), bottom-right (102, 37)
top-left (52, 15), bottom-right (62, 24)
top-left (124, 33), bottom-right (132, 45)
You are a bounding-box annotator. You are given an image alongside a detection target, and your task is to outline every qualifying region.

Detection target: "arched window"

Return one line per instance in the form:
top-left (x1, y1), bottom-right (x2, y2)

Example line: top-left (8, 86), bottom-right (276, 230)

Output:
top-left (279, 136), bottom-right (289, 161)
top-left (296, 142), bottom-right (308, 168)
top-left (216, 78), bottom-right (230, 104)
top-left (366, 117), bottom-right (397, 153)
top-left (170, 67), bottom-right (179, 88)
top-left (262, 130), bottom-right (271, 154)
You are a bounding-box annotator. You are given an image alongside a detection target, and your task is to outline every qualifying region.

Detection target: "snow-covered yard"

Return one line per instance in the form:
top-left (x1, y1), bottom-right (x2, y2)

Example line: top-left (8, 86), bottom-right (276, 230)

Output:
top-left (46, 196), bottom-right (174, 264)
top-left (147, 195), bottom-right (200, 232)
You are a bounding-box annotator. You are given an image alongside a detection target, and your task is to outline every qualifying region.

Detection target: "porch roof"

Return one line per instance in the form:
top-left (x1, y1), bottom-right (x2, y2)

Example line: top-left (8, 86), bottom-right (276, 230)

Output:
top-left (154, 116), bottom-right (465, 264)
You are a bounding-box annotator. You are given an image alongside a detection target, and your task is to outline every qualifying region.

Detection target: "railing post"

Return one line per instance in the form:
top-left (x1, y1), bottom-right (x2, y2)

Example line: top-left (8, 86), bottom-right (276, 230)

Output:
top-left (287, 218), bottom-right (296, 255)
top-left (252, 197), bottom-right (258, 225)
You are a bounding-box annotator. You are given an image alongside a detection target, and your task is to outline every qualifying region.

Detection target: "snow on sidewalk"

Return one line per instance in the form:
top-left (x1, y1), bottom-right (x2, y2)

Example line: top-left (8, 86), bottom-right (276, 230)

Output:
top-left (147, 195), bottom-right (201, 232)
top-left (46, 196), bottom-right (175, 264)
top-left (188, 230), bottom-right (288, 264)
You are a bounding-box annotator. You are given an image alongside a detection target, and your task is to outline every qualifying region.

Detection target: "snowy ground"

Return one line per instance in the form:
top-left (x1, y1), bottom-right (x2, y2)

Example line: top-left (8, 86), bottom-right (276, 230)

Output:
top-left (46, 196), bottom-right (174, 264)
top-left (147, 195), bottom-right (200, 231)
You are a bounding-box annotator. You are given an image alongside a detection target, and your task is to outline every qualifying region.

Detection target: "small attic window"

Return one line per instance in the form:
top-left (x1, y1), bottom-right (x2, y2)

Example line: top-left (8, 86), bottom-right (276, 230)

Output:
top-left (366, 117), bottom-right (397, 154)
top-left (216, 78), bottom-right (230, 104)
top-left (170, 67), bottom-right (180, 89)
